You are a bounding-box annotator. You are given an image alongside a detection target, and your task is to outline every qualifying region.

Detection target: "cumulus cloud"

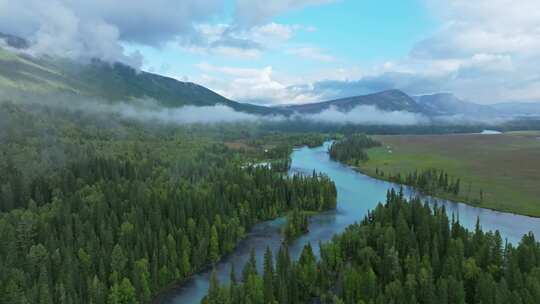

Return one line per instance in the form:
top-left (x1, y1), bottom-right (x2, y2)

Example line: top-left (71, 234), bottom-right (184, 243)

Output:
top-left (0, 0), bottom-right (222, 65)
top-left (272, 0), bottom-right (540, 105)
top-left (182, 22), bottom-right (299, 58)
top-left (404, 0), bottom-right (540, 103)
top-left (195, 63), bottom-right (321, 105)
top-left (193, 62), bottom-right (367, 105)
top-left (298, 105), bottom-right (428, 125)
top-left (415, 0), bottom-right (540, 59)
top-left (0, 0), bottom-right (327, 64)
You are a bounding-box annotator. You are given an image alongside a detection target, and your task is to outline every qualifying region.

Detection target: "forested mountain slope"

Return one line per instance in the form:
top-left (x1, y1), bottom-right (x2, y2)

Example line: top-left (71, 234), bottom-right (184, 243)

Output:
top-left (0, 47), bottom-right (281, 115)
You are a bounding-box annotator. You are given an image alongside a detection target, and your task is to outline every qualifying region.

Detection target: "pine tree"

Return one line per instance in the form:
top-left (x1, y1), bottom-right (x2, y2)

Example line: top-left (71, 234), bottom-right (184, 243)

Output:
top-left (209, 225), bottom-right (220, 263)
top-left (134, 259), bottom-right (151, 303)
top-left (111, 244), bottom-right (127, 282)
top-left (243, 248), bottom-right (258, 282)
top-left (263, 247), bottom-right (275, 303)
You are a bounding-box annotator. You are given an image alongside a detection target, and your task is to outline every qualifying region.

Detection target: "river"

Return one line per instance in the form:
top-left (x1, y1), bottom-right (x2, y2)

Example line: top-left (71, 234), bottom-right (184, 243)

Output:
top-left (160, 141), bottom-right (540, 304)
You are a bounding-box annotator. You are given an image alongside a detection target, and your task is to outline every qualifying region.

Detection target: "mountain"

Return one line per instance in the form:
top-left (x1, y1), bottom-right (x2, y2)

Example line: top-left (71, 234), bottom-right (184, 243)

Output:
top-left (280, 90), bottom-right (533, 118)
top-left (3, 34), bottom-right (537, 119)
top-left (0, 32), bottom-right (29, 49)
top-left (415, 93), bottom-right (540, 117)
top-left (0, 46), bottom-right (283, 115)
top-left (282, 89), bottom-right (427, 114)
top-left (413, 93), bottom-right (496, 116)
top-left (492, 102), bottom-right (540, 116)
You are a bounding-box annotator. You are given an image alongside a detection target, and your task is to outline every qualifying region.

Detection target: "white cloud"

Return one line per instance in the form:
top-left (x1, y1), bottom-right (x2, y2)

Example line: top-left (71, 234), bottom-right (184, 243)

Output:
top-left (0, 0), bottom-right (222, 65)
top-left (114, 103), bottom-right (261, 124)
top-left (181, 22), bottom-right (318, 59)
top-left (192, 62), bottom-right (370, 105)
top-left (4, 0), bottom-right (538, 105)
top-left (234, 0), bottom-right (336, 26)
top-left (415, 0), bottom-right (540, 59)
top-left (181, 22), bottom-right (299, 58)
top-left (403, 0), bottom-right (540, 103)
top-left (0, 0), bottom-right (329, 64)
top-left (194, 63), bottom-right (324, 105)
top-left (286, 0), bottom-right (540, 105)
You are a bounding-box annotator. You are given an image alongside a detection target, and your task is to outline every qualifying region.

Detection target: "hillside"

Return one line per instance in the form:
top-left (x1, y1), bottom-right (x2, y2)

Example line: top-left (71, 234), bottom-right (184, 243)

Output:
top-left (492, 102), bottom-right (540, 116)
top-left (2, 42), bottom-right (539, 119)
top-left (413, 93), bottom-right (496, 116)
top-left (0, 47), bottom-right (282, 115)
top-left (282, 89), bottom-right (428, 114)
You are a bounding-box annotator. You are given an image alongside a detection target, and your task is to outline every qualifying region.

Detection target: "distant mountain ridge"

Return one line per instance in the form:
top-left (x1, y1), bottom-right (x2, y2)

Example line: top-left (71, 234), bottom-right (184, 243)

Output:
top-left (281, 89), bottom-right (429, 114)
top-left (492, 102), bottom-right (540, 116)
top-left (284, 90), bottom-right (540, 118)
top-left (1, 32), bottom-right (539, 119)
top-left (413, 93), bottom-right (497, 116)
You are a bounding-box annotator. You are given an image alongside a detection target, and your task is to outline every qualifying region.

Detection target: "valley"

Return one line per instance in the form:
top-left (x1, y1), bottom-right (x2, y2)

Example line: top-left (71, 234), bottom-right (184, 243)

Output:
top-left (168, 142), bottom-right (540, 304)
top-left (1, 14), bottom-right (540, 304)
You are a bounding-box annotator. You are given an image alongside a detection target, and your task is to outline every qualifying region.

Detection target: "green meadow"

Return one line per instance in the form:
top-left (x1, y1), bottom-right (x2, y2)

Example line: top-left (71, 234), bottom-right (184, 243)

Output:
top-left (356, 131), bottom-right (540, 217)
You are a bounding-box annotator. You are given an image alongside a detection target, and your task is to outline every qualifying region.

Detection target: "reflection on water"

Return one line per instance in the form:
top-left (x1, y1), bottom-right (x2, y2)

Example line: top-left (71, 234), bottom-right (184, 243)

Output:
top-left (162, 142), bottom-right (540, 304)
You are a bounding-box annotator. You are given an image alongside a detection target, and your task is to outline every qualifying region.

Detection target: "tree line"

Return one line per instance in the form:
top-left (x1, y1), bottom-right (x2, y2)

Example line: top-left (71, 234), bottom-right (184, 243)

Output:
top-left (377, 168), bottom-right (462, 197)
top-left (203, 188), bottom-right (540, 304)
top-left (329, 134), bottom-right (381, 164)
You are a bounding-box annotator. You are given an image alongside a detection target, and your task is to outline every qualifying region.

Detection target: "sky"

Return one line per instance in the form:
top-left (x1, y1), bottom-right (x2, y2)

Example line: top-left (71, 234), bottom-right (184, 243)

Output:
top-left (1, 0), bottom-right (540, 105)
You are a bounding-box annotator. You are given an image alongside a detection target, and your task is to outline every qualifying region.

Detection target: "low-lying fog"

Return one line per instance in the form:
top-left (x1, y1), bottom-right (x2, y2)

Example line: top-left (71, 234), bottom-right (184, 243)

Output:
top-left (0, 88), bottom-right (525, 127)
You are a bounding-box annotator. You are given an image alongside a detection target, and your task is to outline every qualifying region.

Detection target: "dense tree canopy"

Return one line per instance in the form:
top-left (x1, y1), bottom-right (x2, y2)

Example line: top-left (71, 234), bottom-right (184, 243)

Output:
top-left (282, 209), bottom-right (310, 244)
top-left (329, 134), bottom-right (381, 164)
top-left (0, 101), bottom-right (337, 303)
top-left (203, 189), bottom-right (540, 304)
top-left (379, 168), bottom-right (463, 197)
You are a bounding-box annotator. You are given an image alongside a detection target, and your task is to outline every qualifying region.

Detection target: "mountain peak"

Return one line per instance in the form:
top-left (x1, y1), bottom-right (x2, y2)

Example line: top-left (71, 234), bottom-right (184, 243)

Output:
top-left (281, 89), bottom-right (424, 114)
top-left (378, 89), bottom-right (409, 96)
top-left (414, 92), bottom-right (494, 116)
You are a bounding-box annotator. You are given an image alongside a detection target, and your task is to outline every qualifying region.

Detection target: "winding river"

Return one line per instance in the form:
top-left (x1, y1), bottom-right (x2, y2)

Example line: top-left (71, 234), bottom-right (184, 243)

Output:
top-left (161, 142), bottom-right (540, 304)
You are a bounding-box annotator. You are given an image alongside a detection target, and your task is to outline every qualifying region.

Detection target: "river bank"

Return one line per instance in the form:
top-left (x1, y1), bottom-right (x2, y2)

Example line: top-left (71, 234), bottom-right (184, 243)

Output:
top-left (350, 165), bottom-right (540, 219)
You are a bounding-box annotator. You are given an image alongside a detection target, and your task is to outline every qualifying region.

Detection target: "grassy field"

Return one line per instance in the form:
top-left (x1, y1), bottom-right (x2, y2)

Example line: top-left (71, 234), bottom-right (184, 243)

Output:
top-left (355, 131), bottom-right (540, 217)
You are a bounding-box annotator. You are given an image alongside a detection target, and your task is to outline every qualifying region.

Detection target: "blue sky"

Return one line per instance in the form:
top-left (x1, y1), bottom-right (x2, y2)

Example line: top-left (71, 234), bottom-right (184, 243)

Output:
top-left (273, 0), bottom-right (436, 64)
top-left (5, 0), bottom-right (540, 105)
top-left (130, 0), bottom-right (440, 105)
